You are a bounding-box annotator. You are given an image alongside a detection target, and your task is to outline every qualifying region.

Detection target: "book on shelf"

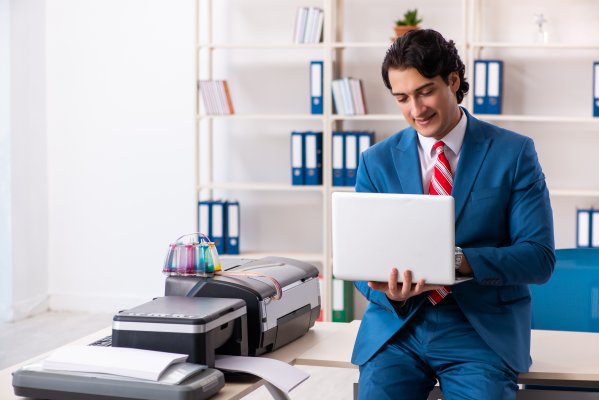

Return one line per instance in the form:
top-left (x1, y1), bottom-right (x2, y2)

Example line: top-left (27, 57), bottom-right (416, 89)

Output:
top-left (332, 77), bottom-right (367, 116)
top-left (293, 6), bottom-right (323, 44)
top-left (198, 80), bottom-right (235, 115)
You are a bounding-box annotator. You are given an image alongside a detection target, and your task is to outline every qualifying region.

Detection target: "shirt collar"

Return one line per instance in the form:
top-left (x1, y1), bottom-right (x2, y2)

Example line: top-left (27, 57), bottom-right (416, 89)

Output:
top-left (417, 108), bottom-right (467, 157)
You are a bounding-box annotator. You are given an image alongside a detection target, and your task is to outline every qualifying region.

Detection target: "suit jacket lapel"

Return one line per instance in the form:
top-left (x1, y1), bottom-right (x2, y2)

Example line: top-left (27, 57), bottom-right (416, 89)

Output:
top-left (453, 111), bottom-right (492, 223)
top-left (391, 129), bottom-right (423, 195)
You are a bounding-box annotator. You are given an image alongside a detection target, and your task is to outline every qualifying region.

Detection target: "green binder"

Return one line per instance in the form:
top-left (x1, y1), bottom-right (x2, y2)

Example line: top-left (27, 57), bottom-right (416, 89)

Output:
top-left (332, 278), bottom-right (354, 322)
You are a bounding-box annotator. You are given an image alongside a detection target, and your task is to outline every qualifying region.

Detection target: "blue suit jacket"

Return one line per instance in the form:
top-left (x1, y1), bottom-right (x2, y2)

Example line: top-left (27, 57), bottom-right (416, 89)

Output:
top-left (352, 109), bottom-right (555, 372)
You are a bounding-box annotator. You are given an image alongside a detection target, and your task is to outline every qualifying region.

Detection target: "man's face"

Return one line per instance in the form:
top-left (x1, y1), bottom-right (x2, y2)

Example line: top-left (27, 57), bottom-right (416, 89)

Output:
top-left (388, 67), bottom-right (461, 141)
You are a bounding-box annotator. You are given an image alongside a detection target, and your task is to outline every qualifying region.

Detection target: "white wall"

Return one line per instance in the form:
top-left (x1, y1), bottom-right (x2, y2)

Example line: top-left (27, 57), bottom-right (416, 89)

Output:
top-left (46, 0), bottom-right (195, 313)
top-left (0, 0), bottom-right (49, 322)
top-left (0, 0), bottom-right (12, 321)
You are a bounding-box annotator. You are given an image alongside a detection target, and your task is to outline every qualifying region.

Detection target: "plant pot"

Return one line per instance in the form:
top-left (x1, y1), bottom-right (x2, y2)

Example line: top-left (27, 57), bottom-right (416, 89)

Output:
top-left (393, 25), bottom-right (419, 38)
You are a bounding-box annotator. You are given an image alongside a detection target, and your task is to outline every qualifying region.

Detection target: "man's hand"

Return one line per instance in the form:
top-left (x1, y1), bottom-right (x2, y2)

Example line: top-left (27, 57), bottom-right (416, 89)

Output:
top-left (368, 268), bottom-right (445, 302)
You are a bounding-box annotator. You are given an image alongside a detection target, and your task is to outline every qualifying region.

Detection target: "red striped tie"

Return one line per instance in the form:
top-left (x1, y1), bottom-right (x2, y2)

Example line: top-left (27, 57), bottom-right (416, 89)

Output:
top-left (428, 141), bottom-right (453, 305)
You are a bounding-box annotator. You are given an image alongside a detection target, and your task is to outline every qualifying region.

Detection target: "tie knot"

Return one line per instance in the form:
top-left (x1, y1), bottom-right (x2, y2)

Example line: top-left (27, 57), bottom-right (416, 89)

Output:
top-left (433, 141), bottom-right (445, 155)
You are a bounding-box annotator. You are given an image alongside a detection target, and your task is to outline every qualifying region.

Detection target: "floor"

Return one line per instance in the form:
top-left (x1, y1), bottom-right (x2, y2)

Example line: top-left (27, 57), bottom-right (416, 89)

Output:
top-left (0, 311), bottom-right (358, 399)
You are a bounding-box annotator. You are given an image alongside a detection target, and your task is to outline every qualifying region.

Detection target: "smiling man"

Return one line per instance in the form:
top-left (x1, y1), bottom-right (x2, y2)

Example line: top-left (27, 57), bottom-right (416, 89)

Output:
top-left (352, 29), bottom-right (555, 399)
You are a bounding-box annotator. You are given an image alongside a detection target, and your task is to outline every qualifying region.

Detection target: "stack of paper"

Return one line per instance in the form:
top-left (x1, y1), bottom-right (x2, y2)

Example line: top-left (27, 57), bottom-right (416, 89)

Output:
top-left (42, 345), bottom-right (188, 381)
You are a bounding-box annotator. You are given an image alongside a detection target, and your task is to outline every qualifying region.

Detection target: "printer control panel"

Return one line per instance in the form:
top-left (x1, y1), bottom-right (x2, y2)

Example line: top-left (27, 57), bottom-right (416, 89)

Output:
top-left (119, 312), bottom-right (200, 319)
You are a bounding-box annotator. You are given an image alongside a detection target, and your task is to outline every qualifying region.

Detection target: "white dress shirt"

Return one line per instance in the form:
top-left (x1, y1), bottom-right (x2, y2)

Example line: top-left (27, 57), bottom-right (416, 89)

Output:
top-left (416, 110), bottom-right (467, 194)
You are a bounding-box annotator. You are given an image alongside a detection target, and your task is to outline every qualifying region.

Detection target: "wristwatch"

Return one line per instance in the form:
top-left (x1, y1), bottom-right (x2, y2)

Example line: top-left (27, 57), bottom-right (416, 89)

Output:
top-left (455, 246), bottom-right (463, 271)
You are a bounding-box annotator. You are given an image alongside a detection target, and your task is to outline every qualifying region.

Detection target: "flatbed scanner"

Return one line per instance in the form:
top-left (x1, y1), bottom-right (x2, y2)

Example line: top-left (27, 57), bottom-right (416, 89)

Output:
top-left (165, 256), bottom-right (321, 356)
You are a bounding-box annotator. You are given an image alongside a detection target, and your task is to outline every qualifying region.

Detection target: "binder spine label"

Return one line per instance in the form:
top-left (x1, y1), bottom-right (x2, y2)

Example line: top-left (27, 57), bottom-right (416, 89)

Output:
top-left (593, 62), bottom-right (599, 117)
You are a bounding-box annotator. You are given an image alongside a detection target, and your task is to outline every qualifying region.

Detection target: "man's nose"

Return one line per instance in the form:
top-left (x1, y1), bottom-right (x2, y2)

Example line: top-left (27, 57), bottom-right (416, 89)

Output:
top-left (410, 97), bottom-right (426, 117)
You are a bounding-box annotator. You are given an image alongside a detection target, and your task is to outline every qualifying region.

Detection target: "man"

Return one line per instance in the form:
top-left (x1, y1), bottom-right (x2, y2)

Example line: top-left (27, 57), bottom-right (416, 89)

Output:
top-left (353, 29), bottom-right (555, 399)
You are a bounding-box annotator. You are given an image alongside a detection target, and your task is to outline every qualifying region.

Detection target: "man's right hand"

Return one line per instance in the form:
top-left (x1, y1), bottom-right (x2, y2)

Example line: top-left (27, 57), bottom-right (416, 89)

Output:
top-left (368, 268), bottom-right (445, 302)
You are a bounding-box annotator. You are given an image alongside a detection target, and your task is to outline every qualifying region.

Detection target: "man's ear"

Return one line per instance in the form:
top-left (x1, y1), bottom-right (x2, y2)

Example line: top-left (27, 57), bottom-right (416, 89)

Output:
top-left (449, 72), bottom-right (460, 92)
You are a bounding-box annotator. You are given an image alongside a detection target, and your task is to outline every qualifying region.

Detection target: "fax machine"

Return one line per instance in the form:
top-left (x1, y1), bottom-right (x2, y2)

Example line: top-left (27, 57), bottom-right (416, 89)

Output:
top-left (165, 256), bottom-right (321, 356)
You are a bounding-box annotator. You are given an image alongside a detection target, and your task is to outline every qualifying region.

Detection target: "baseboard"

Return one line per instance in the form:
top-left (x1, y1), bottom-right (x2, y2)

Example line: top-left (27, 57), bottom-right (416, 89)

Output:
top-left (49, 293), bottom-right (155, 314)
top-left (0, 294), bottom-right (49, 322)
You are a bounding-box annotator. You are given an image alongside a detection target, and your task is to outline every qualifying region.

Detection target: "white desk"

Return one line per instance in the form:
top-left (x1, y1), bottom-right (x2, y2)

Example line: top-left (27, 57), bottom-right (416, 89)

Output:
top-left (296, 320), bottom-right (599, 399)
top-left (0, 322), bottom-right (346, 400)
top-left (2, 321), bottom-right (599, 399)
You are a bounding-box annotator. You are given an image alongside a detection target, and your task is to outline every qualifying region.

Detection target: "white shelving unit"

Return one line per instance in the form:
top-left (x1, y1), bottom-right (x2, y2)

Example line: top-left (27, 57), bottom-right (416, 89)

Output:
top-left (196, 0), bottom-right (599, 320)
top-left (467, 0), bottom-right (599, 249)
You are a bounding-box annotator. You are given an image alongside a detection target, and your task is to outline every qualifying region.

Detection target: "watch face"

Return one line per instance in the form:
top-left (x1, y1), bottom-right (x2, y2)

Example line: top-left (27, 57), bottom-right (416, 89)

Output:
top-left (455, 248), bottom-right (463, 270)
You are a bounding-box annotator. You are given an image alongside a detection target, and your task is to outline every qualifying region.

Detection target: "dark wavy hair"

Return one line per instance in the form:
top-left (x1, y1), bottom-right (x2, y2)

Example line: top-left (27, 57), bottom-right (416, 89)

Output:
top-left (382, 29), bottom-right (469, 104)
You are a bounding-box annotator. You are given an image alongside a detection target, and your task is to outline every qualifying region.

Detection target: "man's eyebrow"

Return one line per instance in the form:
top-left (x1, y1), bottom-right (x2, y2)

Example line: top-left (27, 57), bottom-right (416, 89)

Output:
top-left (391, 82), bottom-right (435, 97)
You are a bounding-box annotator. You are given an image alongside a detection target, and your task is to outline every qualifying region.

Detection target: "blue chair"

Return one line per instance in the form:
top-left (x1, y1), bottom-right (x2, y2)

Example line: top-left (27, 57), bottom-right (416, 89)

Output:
top-left (530, 248), bottom-right (599, 333)
top-left (527, 248), bottom-right (599, 393)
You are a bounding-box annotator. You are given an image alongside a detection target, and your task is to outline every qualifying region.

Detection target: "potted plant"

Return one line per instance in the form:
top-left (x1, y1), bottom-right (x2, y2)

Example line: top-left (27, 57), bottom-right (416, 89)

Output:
top-left (394, 9), bottom-right (422, 38)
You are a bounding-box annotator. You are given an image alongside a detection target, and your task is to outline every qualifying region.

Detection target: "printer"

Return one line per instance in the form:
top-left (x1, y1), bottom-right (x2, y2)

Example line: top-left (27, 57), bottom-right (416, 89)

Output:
top-left (165, 256), bottom-right (321, 356)
top-left (112, 296), bottom-right (248, 367)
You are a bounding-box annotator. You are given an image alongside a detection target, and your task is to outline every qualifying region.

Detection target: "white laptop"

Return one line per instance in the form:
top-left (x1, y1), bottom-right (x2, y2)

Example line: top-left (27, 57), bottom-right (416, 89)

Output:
top-left (332, 192), bottom-right (471, 285)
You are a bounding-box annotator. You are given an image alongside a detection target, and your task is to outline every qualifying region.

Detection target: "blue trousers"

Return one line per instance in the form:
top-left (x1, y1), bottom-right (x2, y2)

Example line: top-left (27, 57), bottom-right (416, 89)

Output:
top-left (358, 296), bottom-right (518, 400)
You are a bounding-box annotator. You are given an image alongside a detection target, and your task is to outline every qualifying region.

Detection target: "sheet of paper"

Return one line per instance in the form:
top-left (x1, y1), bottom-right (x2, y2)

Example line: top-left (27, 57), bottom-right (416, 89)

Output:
top-left (42, 345), bottom-right (188, 381)
top-left (215, 355), bottom-right (309, 393)
top-left (23, 361), bottom-right (205, 385)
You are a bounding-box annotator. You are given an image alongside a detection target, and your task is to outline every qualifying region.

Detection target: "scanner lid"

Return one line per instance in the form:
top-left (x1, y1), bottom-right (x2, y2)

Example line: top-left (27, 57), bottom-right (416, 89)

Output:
top-left (113, 296), bottom-right (246, 325)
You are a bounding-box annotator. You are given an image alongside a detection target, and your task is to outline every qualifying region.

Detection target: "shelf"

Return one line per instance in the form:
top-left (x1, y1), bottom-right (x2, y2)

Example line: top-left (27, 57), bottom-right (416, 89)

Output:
top-left (549, 189), bottom-right (599, 198)
top-left (332, 42), bottom-right (393, 49)
top-left (332, 41), bottom-right (465, 49)
top-left (199, 182), bottom-right (325, 192)
top-left (221, 252), bottom-right (325, 263)
top-left (197, 114), bottom-right (324, 121)
top-left (198, 113), bottom-right (405, 121)
top-left (474, 114), bottom-right (599, 124)
top-left (471, 42), bottom-right (599, 50)
top-left (329, 186), bottom-right (355, 193)
top-left (197, 43), bottom-right (325, 50)
top-left (331, 114), bottom-right (405, 121)
top-left (197, 113), bottom-right (599, 123)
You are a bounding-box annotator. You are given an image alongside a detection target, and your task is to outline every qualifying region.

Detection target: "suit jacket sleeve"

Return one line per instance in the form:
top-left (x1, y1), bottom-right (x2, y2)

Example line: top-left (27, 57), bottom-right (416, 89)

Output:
top-left (462, 137), bottom-right (555, 286)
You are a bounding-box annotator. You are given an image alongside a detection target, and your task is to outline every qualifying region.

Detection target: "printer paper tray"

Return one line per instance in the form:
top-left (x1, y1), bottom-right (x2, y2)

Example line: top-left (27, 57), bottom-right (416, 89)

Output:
top-left (12, 367), bottom-right (224, 400)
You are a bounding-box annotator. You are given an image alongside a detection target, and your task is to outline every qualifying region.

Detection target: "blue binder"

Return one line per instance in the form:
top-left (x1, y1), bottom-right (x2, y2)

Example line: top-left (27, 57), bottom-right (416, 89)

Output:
top-left (310, 61), bottom-right (323, 115)
top-left (304, 131), bottom-right (323, 185)
top-left (593, 210), bottom-right (599, 247)
top-left (198, 201), bottom-right (211, 237)
top-left (576, 209), bottom-right (592, 248)
top-left (344, 132), bottom-right (358, 187)
top-left (291, 131), bottom-right (305, 185)
top-left (486, 60), bottom-right (503, 114)
top-left (473, 60), bottom-right (487, 114)
top-left (593, 62), bottom-right (599, 117)
top-left (357, 131), bottom-right (374, 165)
top-left (332, 131), bottom-right (345, 186)
top-left (225, 201), bottom-right (240, 254)
top-left (210, 200), bottom-right (225, 254)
